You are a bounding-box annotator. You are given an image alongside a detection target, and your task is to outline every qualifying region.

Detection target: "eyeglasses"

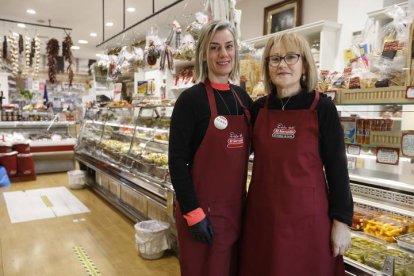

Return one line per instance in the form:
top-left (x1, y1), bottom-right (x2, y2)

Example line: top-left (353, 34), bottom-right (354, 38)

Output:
top-left (267, 53), bottom-right (301, 67)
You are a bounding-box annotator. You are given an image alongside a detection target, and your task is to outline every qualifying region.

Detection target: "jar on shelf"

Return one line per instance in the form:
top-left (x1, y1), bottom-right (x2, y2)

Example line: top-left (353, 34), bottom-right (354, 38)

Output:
top-left (311, 39), bottom-right (320, 64)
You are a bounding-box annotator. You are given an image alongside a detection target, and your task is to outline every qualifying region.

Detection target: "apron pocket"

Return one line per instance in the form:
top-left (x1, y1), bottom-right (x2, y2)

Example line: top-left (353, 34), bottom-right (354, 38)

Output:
top-left (202, 199), bottom-right (243, 248)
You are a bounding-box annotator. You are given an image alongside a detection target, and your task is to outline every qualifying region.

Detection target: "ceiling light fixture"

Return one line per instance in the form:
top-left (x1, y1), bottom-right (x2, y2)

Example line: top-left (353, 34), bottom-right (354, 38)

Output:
top-left (90, 32), bottom-right (97, 37)
top-left (127, 7), bottom-right (136, 12)
top-left (71, 45), bottom-right (80, 50)
top-left (26, 9), bottom-right (36, 14)
top-left (17, 23), bottom-right (26, 28)
top-left (105, 22), bottom-right (114, 27)
top-left (78, 40), bottom-right (88, 44)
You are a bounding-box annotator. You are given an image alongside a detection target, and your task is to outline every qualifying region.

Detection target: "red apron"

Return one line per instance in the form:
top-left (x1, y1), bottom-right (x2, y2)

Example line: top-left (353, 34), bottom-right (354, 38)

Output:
top-left (176, 82), bottom-right (250, 276)
top-left (240, 92), bottom-right (344, 276)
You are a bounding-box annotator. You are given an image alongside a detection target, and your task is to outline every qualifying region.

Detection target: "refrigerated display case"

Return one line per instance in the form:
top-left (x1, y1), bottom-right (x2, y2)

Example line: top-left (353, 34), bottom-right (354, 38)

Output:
top-left (334, 86), bottom-right (414, 275)
top-left (75, 104), bottom-right (176, 240)
top-left (0, 111), bottom-right (77, 173)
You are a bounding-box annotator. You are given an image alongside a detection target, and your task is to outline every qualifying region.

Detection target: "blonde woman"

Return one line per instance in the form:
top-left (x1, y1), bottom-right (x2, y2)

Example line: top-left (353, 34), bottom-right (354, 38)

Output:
top-left (169, 20), bottom-right (252, 276)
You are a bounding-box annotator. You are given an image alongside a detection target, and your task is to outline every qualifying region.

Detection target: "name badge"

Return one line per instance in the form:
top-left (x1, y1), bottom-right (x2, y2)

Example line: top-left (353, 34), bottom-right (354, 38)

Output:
top-left (214, 116), bottom-right (228, 130)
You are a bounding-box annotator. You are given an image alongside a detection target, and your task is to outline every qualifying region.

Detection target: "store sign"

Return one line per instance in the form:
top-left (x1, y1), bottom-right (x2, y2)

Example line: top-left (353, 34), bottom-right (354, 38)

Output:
top-left (406, 86), bottom-right (414, 99)
top-left (376, 147), bottom-right (399, 165)
top-left (401, 131), bottom-right (414, 157)
top-left (347, 144), bottom-right (361, 155)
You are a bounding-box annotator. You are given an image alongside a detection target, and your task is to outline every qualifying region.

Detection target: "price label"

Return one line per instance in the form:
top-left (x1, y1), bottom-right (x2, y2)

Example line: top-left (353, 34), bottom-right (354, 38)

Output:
top-left (376, 147), bottom-right (399, 165)
top-left (401, 131), bottom-right (414, 157)
top-left (139, 142), bottom-right (147, 148)
top-left (347, 156), bottom-right (356, 169)
top-left (347, 144), bottom-right (361, 155)
top-left (406, 86), bottom-right (414, 99)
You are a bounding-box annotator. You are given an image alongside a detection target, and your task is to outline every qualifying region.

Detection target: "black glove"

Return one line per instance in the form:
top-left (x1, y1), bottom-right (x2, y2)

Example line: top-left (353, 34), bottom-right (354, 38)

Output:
top-left (189, 217), bottom-right (214, 244)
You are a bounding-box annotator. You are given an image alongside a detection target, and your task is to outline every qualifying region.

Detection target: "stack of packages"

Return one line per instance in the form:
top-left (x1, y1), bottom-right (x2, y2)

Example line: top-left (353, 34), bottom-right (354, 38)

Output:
top-left (0, 137), bottom-right (35, 180)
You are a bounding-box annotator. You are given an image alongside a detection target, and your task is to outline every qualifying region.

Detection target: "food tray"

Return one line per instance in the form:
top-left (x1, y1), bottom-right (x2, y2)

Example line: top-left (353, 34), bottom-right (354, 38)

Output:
top-left (396, 232), bottom-right (414, 252)
top-left (338, 86), bottom-right (414, 104)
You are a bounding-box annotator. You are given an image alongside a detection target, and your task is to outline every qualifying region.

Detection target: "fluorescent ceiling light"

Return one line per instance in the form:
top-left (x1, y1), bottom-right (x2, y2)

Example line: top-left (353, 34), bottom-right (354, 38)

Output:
top-left (127, 7), bottom-right (136, 12)
top-left (96, 53), bottom-right (102, 57)
top-left (17, 23), bottom-right (26, 28)
top-left (90, 32), bottom-right (97, 37)
top-left (26, 9), bottom-right (36, 14)
top-left (105, 22), bottom-right (114, 27)
top-left (78, 40), bottom-right (88, 44)
top-left (71, 45), bottom-right (80, 50)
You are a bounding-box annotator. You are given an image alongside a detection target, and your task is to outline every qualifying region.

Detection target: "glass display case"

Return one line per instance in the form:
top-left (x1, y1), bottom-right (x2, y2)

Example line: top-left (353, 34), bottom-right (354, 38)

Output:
top-left (75, 103), bottom-right (175, 238)
top-left (0, 109), bottom-right (77, 174)
top-left (332, 87), bottom-right (414, 275)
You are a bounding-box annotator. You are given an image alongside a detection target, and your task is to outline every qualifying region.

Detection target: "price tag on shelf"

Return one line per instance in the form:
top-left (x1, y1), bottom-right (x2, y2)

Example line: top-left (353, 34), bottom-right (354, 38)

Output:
top-left (406, 86), bottom-right (414, 99)
top-left (376, 147), bottom-right (399, 165)
top-left (401, 131), bottom-right (414, 157)
top-left (347, 156), bottom-right (356, 169)
top-left (139, 142), bottom-right (147, 148)
top-left (347, 144), bottom-right (361, 155)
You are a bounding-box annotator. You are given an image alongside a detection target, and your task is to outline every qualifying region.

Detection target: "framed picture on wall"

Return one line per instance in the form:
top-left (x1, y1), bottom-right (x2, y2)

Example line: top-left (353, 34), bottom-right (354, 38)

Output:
top-left (263, 0), bottom-right (302, 35)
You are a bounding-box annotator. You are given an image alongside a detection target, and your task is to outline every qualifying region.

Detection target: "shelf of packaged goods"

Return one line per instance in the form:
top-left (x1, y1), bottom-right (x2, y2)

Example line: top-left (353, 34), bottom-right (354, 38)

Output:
top-left (337, 86), bottom-right (414, 105)
top-left (0, 121), bottom-right (76, 127)
top-left (353, 194), bottom-right (414, 218)
top-left (349, 168), bottom-right (414, 194)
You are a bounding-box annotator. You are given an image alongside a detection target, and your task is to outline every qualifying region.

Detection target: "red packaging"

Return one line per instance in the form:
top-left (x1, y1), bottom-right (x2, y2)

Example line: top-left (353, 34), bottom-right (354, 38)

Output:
top-left (12, 142), bottom-right (30, 153)
top-left (17, 153), bottom-right (35, 176)
top-left (0, 141), bottom-right (12, 153)
top-left (0, 151), bottom-right (18, 176)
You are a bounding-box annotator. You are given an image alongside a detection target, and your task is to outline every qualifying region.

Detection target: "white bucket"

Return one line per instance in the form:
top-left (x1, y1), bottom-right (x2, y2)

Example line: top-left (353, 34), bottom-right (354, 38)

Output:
top-left (67, 170), bottom-right (86, 189)
top-left (134, 220), bottom-right (170, 260)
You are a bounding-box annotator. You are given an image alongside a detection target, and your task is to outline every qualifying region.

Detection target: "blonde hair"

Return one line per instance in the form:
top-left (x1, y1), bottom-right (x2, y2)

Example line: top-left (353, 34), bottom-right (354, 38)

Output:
top-left (194, 20), bottom-right (240, 83)
top-left (261, 32), bottom-right (318, 93)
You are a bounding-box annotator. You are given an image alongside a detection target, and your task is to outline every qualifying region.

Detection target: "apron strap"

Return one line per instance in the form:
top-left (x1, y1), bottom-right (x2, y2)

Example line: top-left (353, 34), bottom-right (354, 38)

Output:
top-left (204, 80), bottom-right (218, 117)
top-left (231, 84), bottom-right (251, 124)
top-left (310, 91), bottom-right (320, 111)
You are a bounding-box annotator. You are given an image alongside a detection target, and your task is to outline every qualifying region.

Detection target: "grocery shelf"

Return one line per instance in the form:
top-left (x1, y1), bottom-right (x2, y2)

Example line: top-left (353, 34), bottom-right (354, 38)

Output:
top-left (349, 168), bottom-right (414, 194)
top-left (0, 121), bottom-right (76, 127)
top-left (353, 195), bottom-right (414, 218)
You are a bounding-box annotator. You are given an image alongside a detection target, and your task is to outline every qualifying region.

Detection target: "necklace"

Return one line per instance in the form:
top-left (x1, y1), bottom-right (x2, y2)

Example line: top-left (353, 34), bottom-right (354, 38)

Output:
top-left (279, 96), bottom-right (292, 111)
top-left (215, 89), bottom-right (238, 115)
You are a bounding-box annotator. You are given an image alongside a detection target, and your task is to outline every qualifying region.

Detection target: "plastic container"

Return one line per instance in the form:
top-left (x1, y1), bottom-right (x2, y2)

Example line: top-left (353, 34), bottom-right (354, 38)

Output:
top-left (12, 142), bottom-right (30, 154)
top-left (134, 220), bottom-right (170, 260)
top-left (0, 151), bottom-right (18, 176)
top-left (17, 153), bottom-right (35, 176)
top-left (0, 141), bottom-right (12, 153)
top-left (67, 170), bottom-right (86, 189)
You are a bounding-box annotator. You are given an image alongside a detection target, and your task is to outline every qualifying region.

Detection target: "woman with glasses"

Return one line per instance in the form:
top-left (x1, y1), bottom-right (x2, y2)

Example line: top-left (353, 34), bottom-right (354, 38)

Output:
top-left (239, 32), bottom-right (353, 276)
top-left (169, 20), bottom-right (252, 276)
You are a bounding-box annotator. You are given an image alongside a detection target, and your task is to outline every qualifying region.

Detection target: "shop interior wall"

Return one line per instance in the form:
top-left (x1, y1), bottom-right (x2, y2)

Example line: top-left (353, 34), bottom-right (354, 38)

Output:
top-left (238, 0), bottom-right (406, 71)
top-left (237, 0), bottom-right (338, 41)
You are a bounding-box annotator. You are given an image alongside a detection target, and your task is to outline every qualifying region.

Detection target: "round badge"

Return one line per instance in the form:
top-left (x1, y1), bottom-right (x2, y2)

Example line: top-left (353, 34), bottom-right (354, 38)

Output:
top-left (214, 116), bottom-right (228, 130)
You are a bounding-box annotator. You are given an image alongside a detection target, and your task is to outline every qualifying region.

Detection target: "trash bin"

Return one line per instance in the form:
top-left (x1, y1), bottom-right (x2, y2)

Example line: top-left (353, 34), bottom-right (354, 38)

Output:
top-left (67, 170), bottom-right (86, 189)
top-left (135, 220), bottom-right (170, 260)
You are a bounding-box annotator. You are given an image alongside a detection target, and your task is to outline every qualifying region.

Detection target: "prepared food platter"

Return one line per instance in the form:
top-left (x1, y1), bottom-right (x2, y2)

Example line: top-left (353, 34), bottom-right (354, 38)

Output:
top-left (364, 249), bottom-right (414, 276)
top-left (363, 214), bottom-right (414, 242)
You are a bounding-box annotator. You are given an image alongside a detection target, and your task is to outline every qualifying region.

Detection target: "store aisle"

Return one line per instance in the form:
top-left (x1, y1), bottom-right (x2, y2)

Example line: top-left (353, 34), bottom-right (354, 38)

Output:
top-left (0, 173), bottom-right (180, 276)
